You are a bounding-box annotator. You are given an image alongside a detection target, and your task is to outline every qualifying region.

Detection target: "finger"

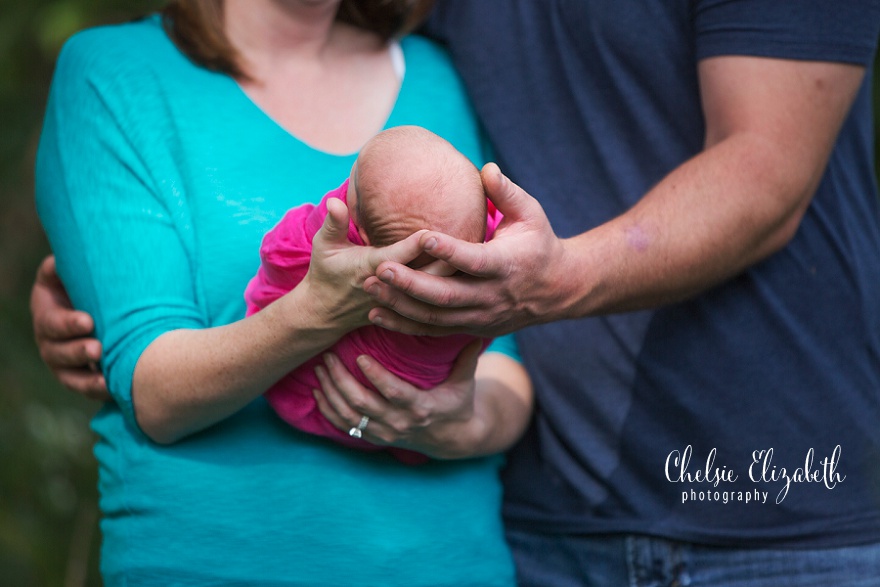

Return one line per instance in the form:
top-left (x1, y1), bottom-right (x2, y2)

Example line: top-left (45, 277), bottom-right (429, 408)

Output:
top-left (445, 340), bottom-right (484, 386)
top-left (367, 306), bottom-right (467, 337)
top-left (369, 270), bottom-right (490, 308)
top-left (55, 369), bottom-right (109, 401)
top-left (314, 197), bottom-right (351, 246)
top-left (353, 354), bottom-right (420, 408)
top-left (312, 387), bottom-right (350, 432)
top-left (480, 162), bottom-right (536, 224)
top-left (34, 255), bottom-right (63, 288)
top-left (39, 338), bottom-right (102, 369)
top-left (314, 365), bottom-right (365, 427)
top-left (318, 353), bottom-right (390, 418)
top-left (365, 274), bottom-right (496, 328)
top-left (420, 259), bottom-right (458, 277)
top-left (366, 229), bottom-right (428, 270)
top-left (415, 234), bottom-right (498, 279)
top-left (31, 257), bottom-right (95, 340)
top-left (314, 366), bottom-right (394, 445)
top-left (34, 305), bottom-right (95, 341)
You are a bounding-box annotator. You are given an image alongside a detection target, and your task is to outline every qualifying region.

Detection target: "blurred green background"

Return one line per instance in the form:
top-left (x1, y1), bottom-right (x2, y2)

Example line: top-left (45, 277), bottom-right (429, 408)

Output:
top-left (1, 2), bottom-right (879, 586)
top-left (1, 2), bottom-right (162, 585)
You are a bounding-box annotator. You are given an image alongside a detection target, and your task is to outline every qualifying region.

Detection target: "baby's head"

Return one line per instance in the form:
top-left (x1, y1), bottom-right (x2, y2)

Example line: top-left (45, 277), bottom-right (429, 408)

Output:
top-left (347, 126), bottom-right (486, 259)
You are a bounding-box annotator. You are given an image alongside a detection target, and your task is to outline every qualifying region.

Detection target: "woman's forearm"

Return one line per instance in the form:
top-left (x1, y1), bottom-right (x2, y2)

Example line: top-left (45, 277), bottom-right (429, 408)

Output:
top-left (133, 283), bottom-right (351, 444)
top-left (434, 352), bottom-right (534, 459)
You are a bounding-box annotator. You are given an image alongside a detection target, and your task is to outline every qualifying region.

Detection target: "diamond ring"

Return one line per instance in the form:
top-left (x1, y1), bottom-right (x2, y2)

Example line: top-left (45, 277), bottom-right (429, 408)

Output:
top-left (348, 415), bottom-right (370, 438)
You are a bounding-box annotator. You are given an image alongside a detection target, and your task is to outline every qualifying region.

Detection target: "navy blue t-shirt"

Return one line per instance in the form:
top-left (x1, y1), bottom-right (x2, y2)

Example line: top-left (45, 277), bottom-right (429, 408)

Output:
top-left (427, 1), bottom-right (880, 547)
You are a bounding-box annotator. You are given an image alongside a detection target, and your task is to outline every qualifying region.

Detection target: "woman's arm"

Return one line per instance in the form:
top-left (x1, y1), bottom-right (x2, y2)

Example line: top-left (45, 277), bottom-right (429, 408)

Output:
top-left (134, 202), bottom-right (425, 444)
top-left (314, 341), bottom-right (534, 459)
top-left (35, 34), bottom-right (424, 444)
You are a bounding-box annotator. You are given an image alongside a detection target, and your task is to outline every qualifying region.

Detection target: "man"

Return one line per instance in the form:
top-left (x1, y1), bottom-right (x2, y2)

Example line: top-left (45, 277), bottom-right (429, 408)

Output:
top-left (33, 1), bottom-right (880, 584)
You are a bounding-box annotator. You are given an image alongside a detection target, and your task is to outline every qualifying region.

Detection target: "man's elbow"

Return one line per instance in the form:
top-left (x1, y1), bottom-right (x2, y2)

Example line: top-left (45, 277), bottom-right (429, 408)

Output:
top-left (770, 170), bottom-right (822, 253)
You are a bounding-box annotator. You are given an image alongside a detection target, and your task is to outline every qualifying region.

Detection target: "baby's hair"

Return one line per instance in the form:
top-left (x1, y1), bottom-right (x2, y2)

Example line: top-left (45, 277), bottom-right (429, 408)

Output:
top-left (354, 126), bottom-right (487, 247)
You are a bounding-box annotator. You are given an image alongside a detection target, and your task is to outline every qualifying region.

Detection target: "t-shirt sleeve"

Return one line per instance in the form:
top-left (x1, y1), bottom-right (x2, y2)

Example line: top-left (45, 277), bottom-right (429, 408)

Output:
top-left (694, 0), bottom-right (880, 66)
top-left (485, 334), bottom-right (522, 363)
top-left (35, 32), bottom-right (205, 428)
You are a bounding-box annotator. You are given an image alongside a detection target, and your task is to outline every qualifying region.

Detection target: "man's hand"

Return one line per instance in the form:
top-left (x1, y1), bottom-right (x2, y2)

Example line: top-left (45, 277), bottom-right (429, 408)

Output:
top-left (30, 255), bottom-right (109, 401)
top-left (303, 197), bottom-right (428, 329)
top-left (364, 163), bottom-right (571, 337)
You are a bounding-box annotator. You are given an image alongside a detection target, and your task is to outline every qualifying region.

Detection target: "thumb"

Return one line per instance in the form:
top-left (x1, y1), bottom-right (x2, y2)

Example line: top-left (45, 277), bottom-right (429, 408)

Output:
top-left (480, 162), bottom-right (534, 223)
top-left (316, 197), bottom-right (351, 245)
top-left (446, 340), bottom-right (484, 385)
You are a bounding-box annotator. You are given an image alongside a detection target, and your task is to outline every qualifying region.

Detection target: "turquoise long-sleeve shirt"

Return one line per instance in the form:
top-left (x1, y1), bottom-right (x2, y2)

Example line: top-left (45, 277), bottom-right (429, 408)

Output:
top-left (36, 16), bottom-right (515, 586)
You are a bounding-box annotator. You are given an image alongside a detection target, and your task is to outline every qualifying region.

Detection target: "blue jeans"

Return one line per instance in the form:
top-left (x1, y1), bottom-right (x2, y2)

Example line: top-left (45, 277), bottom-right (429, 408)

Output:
top-left (506, 530), bottom-right (880, 587)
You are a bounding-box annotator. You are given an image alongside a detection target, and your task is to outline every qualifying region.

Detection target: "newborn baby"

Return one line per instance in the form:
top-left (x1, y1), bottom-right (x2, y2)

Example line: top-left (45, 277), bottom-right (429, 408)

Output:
top-left (244, 126), bottom-right (501, 463)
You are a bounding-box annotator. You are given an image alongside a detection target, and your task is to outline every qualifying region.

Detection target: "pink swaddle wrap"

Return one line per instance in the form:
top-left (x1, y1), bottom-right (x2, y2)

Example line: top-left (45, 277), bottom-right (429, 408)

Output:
top-left (244, 180), bottom-right (502, 464)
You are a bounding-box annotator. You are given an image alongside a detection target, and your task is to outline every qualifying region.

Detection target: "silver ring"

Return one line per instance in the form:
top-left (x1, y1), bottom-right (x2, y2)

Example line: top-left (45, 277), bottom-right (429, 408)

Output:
top-left (348, 415), bottom-right (370, 438)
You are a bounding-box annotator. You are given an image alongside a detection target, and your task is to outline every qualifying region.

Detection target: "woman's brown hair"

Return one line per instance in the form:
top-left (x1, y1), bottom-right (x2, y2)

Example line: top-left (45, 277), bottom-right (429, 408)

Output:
top-left (161, 0), bottom-right (436, 79)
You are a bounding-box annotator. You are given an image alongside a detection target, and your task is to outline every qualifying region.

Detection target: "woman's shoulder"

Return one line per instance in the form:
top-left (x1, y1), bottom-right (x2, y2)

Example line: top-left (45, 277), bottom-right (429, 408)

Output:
top-left (396, 33), bottom-right (473, 106)
top-left (393, 34), bottom-right (483, 162)
top-left (55, 15), bottom-right (192, 89)
top-left (398, 33), bottom-right (457, 64)
top-left (397, 33), bottom-right (461, 78)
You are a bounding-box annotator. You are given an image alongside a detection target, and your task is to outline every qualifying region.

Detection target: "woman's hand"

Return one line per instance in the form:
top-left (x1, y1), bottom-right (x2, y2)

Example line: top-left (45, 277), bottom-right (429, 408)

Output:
top-left (30, 255), bottom-right (109, 401)
top-left (313, 341), bottom-right (483, 459)
top-left (302, 197), bottom-right (428, 329)
top-left (313, 342), bottom-right (534, 459)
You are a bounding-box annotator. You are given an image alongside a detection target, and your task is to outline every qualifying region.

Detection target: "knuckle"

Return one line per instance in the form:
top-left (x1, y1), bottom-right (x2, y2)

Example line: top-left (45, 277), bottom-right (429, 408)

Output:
top-left (388, 419), bottom-right (409, 436)
top-left (349, 396), bottom-right (369, 413)
top-left (70, 377), bottom-right (93, 395)
top-left (58, 374), bottom-right (81, 393)
top-left (382, 291), bottom-right (403, 312)
top-left (424, 306), bottom-right (446, 327)
top-left (383, 382), bottom-right (405, 402)
top-left (76, 341), bottom-right (91, 361)
top-left (434, 287), bottom-right (456, 308)
top-left (411, 407), bottom-right (431, 427)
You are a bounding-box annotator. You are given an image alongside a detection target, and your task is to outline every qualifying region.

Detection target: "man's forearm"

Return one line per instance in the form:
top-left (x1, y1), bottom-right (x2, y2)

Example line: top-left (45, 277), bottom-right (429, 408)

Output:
top-left (554, 135), bottom-right (812, 318)
top-left (549, 57), bottom-right (865, 320)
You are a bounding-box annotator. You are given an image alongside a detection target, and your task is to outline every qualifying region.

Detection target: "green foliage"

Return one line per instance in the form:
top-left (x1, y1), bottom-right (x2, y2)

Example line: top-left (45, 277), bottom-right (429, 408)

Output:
top-left (0, 2), bottom-right (161, 585)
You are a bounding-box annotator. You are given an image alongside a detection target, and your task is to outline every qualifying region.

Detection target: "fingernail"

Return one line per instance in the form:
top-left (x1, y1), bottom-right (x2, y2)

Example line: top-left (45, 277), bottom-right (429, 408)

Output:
top-left (424, 237), bottom-right (437, 251)
top-left (356, 355), bottom-right (370, 369)
top-left (371, 315), bottom-right (384, 327)
top-left (77, 316), bottom-right (91, 330)
top-left (366, 283), bottom-right (379, 296)
top-left (323, 354), bottom-right (335, 367)
top-left (380, 269), bottom-right (394, 283)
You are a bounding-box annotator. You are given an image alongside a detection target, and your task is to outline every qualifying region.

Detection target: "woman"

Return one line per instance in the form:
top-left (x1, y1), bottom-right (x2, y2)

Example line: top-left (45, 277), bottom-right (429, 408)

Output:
top-left (34, 0), bottom-right (531, 584)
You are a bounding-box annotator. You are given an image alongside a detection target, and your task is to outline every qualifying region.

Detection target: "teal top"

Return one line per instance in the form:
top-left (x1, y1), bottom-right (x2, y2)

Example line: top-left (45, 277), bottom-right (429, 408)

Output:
top-left (36, 16), bottom-right (515, 586)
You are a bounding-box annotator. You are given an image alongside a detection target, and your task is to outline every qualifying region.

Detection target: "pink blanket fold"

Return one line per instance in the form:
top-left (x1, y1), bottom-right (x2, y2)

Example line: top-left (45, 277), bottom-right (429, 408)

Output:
top-left (244, 180), bottom-right (501, 464)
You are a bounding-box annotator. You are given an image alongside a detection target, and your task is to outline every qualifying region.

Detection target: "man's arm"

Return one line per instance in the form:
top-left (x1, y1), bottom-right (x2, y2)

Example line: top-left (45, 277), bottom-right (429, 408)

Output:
top-left (30, 255), bottom-right (108, 400)
top-left (363, 56), bottom-right (867, 336)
